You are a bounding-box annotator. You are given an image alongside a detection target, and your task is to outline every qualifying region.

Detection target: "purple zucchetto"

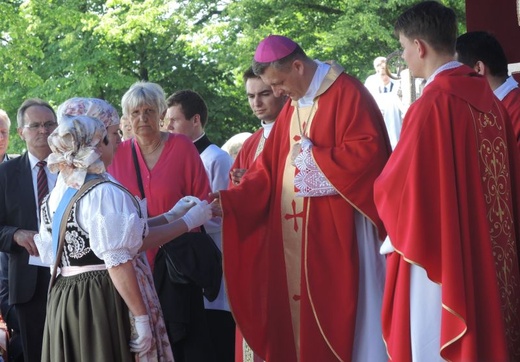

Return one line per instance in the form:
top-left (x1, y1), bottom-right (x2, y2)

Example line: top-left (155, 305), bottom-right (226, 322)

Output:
top-left (253, 35), bottom-right (298, 63)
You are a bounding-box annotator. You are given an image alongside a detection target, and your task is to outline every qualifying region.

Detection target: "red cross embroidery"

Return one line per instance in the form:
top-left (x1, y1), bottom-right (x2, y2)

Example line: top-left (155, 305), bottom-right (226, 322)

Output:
top-left (284, 199), bottom-right (304, 232)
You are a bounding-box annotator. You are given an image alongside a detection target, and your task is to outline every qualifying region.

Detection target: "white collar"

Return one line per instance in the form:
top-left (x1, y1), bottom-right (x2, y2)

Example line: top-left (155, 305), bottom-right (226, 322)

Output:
top-left (192, 132), bottom-right (206, 143)
top-left (298, 60), bottom-right (330, 107)
top-left (261, 121), bottom-right (275, 139)
top-left (494, 76), bottom-right (519, 101)
top-left (425, 61), bottom-right (462, 88)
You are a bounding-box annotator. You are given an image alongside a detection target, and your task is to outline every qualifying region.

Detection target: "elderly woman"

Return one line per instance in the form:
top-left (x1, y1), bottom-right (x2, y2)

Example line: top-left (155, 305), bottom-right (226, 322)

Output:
top-left (108, 82), bottom-right (216, 361)
top-left (35, 104), bottom-right (211, 361)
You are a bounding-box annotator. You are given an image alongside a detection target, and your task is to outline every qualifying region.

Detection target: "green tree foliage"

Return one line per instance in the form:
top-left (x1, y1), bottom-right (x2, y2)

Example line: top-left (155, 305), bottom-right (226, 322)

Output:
top-left (0, 0), bottom-right (465, 154)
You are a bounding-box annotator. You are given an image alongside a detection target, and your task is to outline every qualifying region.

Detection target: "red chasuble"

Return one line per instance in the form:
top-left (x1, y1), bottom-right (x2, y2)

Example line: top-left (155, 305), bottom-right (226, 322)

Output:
top-left (502, 87), bottom-right (520, 153)
top-left (374, 66), bottom-right (520, 361)
top-left (231, 129), bottom-right (269, 362)
top-left (220, 63), bottom-right (391, 361)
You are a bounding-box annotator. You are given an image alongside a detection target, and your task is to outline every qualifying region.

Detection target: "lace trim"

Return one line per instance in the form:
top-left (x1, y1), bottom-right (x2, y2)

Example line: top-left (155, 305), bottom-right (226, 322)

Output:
top-left (294, 147), bottom-right (337, 197)
top-left (103, 248), bottom-right (133, 268)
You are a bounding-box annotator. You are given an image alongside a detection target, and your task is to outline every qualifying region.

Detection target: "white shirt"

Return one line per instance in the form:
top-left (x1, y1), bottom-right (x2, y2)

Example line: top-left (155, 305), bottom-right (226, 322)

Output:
top-left (28, 152), bottom-right (57, 224)
top-left (494, 76), bottom-right (519, 101)
top-left (199, 143), bottom-right (234, 311)
top-left (35, 173), bottom-right (147, 269)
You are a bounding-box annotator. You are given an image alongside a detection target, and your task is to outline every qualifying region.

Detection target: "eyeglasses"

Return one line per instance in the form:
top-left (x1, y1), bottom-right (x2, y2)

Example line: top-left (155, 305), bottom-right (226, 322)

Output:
top-left (23, 121), bottom-right (58, 131)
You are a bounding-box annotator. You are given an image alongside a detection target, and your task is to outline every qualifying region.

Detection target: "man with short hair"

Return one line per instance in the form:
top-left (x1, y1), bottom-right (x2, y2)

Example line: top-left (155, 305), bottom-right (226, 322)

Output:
top-left (456, 31), bottom-right (520, 152)
top-left (0, 99), bottom-right (58, 362)
top-left (214, 35), bottom-right (390, 361)
top-left (165, 89), bottom-right (234, 362)
top-left (364, 56), bottom-right (399, 96)
top-left (364, 57), bottom-right (403, 149)
top-left (229, 66), bottom-right (287, 186)
top-left (374, 2), bottom-right (520, 361)
top-left (232, 67), bottom-right (287, 362)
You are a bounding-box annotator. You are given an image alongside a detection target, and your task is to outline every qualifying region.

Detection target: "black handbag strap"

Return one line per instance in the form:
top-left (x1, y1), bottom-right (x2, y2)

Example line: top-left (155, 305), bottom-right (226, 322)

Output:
top-left (131, 138), bottom-right (207, 234)
top-left (131, 139), bottom-right (145, 199)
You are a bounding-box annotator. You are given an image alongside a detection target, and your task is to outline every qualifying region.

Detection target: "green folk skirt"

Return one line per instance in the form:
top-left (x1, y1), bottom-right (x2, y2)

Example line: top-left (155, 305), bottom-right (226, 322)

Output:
top-left (42, 270), bottom-right (134, 362)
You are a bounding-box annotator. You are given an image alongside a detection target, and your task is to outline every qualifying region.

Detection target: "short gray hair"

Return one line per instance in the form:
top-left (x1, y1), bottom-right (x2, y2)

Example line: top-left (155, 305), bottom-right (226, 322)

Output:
top-left (121, 81), bottom-right (167, 118)
top-left (0, 109), bottom-right (11, 129)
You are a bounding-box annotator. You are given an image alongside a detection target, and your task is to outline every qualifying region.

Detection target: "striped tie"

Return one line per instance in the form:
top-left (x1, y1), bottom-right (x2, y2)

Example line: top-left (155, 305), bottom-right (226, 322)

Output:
top-left (36, 161), bottom-right (48, 208)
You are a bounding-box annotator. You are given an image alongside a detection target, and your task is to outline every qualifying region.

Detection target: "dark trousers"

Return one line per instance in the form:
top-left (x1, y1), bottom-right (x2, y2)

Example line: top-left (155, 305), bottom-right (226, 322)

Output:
top-left (15, 267), bottom-right (49, 362)
top-left (165, 284), bottom-right (216, 362)
top-left (4, 307), bottom-right (23, 362)
top-left (205, 309), bottom-right (236, 362)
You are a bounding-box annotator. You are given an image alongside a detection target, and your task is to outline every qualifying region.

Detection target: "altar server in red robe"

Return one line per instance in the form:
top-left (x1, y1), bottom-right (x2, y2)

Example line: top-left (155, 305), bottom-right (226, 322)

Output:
top-left (229, 66), bottom-right (287, 188)
top-left (231, 67), bottom-right (287, 362)
top-left (214, 35), bottom-right (391, 361)
top-left (374, 2), bottom-right (520, 361)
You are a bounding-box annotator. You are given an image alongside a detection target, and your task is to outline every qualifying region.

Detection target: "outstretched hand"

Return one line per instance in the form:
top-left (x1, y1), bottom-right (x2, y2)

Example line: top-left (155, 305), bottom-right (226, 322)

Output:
top-left (209, 192), bottom-right (222, 217)
top-left (164, 196), bottom-right (200, 222)
top-left (180, 200), bottom-right (212, 231)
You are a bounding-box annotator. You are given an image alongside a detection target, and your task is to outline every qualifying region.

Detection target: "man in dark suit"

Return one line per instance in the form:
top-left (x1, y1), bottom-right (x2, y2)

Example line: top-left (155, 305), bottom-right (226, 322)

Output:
top-left (0, 108), bottom-right (24, 362)
top-left (0, 99), bottom-right (57, 362)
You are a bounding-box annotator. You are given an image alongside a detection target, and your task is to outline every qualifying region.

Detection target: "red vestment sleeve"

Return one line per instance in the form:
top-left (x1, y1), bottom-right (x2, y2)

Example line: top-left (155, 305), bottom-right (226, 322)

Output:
top-left (228, 129), bottom-right (263, 189)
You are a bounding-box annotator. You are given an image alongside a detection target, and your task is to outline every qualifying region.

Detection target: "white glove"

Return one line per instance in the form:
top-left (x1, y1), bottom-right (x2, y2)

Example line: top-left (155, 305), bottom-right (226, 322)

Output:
top-left (163, 196), bottom-right (201, 222)
top-left (129, 315), bottom-right (152, 354)
top-left (180, 200), bottom-right (212, 231)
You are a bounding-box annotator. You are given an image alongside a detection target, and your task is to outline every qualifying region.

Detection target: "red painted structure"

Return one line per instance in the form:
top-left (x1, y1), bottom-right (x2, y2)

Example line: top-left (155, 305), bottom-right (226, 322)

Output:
top-left (465, 0), bottom-right (520, 63)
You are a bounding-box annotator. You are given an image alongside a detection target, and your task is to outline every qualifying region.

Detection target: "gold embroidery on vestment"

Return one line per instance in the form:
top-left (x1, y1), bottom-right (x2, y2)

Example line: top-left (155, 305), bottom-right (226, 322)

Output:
top-left (253, 136), bottom-right (265, 161)
top-left (472, 104), bottom-right (520, 358)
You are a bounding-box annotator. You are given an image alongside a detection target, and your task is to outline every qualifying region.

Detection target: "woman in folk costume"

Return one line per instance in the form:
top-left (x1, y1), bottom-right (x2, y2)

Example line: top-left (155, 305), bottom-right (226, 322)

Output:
top-left (34, 105), bottom-right (212, 361)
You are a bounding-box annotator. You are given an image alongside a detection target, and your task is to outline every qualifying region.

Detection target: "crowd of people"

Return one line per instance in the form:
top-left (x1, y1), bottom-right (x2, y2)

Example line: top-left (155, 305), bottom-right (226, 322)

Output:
top-left (0, 1), bottom-right (519, 361)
